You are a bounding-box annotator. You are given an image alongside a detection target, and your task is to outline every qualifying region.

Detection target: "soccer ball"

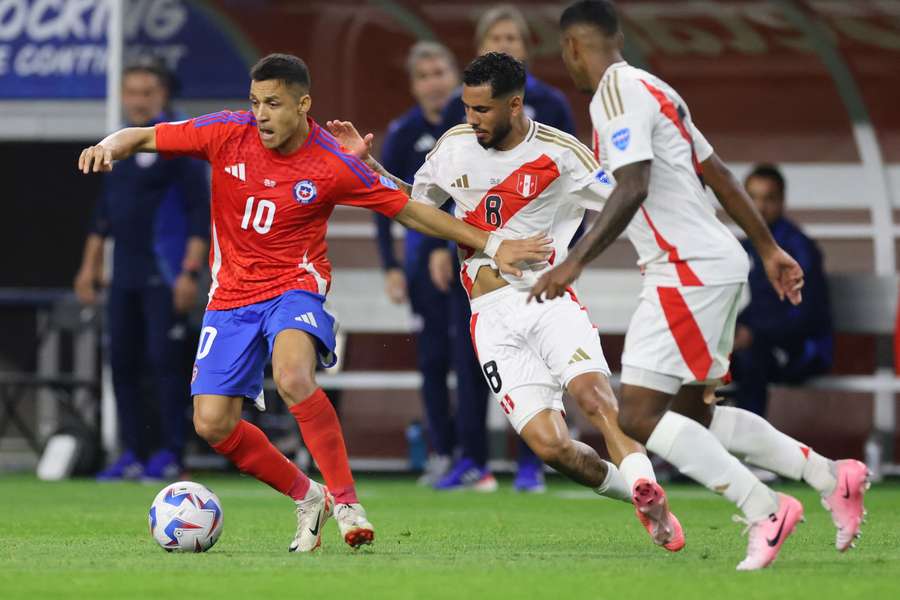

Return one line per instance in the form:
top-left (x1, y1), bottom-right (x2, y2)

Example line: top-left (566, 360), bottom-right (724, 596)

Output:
top-left (148, 481), bottom-right (223, 552)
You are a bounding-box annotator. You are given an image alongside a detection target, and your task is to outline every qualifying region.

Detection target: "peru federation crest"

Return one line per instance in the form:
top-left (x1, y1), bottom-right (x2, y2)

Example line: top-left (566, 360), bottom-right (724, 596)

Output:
top-left (516, 172), bottom-right (539, 198)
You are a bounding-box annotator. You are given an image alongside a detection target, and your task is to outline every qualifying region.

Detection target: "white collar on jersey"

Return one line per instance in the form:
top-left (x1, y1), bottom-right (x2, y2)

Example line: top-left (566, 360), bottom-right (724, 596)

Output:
top-left (600, 60), bottom-right (628, 82)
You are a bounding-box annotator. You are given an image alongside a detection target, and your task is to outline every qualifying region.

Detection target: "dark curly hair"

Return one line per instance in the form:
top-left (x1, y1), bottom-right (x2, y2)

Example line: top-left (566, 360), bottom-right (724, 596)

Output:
top-left (462, 52), bottom-right (526, 98)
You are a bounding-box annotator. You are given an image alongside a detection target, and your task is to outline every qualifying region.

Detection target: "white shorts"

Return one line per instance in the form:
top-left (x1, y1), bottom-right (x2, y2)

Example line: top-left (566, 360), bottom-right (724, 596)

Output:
top-left (621, 283), bottom-right (745, 395)
top-left (469, 285), bottom-right (611, 433)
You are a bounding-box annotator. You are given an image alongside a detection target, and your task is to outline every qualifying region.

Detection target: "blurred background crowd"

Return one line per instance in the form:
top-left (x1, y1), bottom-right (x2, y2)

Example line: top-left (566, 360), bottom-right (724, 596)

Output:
top-left (1, 0), bottom-right (898, 488)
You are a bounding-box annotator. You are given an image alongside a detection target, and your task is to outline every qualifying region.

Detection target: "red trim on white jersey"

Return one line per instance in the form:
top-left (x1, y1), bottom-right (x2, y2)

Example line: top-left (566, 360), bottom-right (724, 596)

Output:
top-left (463, 154), bottom-right (561, 232)
top-left (469, 313), bottom-right (480, 357)
top-left (640, 207), bottom-right (703, 287)
top-left (639, 79), bottom-right (705, 185)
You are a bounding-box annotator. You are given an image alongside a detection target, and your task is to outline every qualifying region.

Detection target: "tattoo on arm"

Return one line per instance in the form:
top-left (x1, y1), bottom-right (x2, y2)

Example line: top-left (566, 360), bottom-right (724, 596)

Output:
top-left (365, 156), bottom-right (412, 196)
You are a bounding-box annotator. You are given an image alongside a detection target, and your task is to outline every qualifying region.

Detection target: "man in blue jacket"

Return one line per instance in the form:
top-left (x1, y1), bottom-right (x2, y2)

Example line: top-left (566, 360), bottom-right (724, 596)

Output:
top-left (74, 62), bottom-right (210, 481)
top-left (372, 41), bottom-right (465, 487)
top-left (430, 4), bottom-right (577, 493)
top-left (731, 164), bottom-right (833, 416)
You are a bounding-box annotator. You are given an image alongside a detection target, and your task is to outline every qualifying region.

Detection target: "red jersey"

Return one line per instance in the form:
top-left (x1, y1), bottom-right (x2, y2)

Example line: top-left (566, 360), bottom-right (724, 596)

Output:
top-left (155, 111), bottom-right (408, 310)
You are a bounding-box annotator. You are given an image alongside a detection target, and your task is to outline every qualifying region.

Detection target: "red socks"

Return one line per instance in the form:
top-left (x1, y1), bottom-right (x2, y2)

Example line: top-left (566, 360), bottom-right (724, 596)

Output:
top-left (211, 419), bottom-right (310, 501)
top-left (289, 388), bottom-right (358, 504)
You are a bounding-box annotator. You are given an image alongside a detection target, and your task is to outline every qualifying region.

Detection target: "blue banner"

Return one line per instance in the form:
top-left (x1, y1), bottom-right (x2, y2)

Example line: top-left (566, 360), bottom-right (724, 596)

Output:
top-left (0, 0), bottom-right (256, 98)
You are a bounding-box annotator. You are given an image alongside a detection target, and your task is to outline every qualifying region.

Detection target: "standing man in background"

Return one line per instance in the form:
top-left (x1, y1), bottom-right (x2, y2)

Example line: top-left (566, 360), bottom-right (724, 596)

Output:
top-left (372, 41), bottom-right (463, 486)
top-left (432, 4), bottom-right (578, 493)
top-left (731, 164), bottom-right (833, 416)
top-left (74, 61), bottom-right (210, 482)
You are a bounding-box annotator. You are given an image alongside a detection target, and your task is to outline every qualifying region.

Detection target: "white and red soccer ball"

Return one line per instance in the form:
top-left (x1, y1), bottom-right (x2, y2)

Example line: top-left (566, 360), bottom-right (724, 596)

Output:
top-left (149, 481), bottom-right (223, 552)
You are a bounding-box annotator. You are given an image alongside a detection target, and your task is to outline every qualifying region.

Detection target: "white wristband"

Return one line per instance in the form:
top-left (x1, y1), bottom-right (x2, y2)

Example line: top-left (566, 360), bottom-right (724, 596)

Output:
top-left (483, 232), bottom-right (502, 258)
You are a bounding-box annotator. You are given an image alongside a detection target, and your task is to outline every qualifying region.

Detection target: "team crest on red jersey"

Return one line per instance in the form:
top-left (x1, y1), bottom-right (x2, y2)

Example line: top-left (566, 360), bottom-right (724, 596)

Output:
top-left (293, 179), bottom-right (318, 204)
top-left (516, 173), bottom-right (539, 198)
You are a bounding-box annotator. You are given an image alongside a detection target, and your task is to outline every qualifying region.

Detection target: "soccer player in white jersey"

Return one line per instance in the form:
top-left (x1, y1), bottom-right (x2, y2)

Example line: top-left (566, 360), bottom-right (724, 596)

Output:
top-left (329, 51), bottom-right (686, 552)
top-left (530, 0), bottom-right (869, 570)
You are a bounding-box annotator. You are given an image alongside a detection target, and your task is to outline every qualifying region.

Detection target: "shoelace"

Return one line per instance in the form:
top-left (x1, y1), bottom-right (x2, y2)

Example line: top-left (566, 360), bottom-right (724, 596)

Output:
top-left (296, 493), bottom-right (321, 520)
top-left (732, 514), bottom-right (764, 556)
top-left (731, 514), bottom-right (752, 536)
top-left (336, 504), bottom-right (363, 526)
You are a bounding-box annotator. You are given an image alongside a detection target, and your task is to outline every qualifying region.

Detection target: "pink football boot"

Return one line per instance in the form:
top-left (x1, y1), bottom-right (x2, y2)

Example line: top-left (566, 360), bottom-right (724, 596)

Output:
top-left (821, 459), bottom-right (870, 552)
top-left (734, 493), bottom-right (804, 571)
top-left (632, 479), bottom-right (685, 552)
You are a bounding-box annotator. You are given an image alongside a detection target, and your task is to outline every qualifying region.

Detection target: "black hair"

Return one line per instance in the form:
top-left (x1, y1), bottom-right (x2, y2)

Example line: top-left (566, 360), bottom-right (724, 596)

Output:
top-left (462, 52), bottom-right (526, 98)
top-left (559, 0), bottom-right (620, 36)
top-left (250, 53), bottom-right (311, 92)
top-left (746, 164), bottom-right (786, 197)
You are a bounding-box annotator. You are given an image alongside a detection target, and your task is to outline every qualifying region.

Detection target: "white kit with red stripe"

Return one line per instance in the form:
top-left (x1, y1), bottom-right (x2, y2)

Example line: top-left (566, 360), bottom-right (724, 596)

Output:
top-left (411, 118), bottom-right (614, 296)
top-left (590, 61), bottom-right (751, 392)
top-left (411, 119), bottom-right (613, 432)
top-left (590, 61), bottom-right (749, 289)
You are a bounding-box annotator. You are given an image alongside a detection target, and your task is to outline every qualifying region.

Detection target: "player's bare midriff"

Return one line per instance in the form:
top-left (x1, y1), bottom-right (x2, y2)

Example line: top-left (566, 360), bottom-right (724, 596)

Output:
top-left (471, 266), bottom-right (509, 299)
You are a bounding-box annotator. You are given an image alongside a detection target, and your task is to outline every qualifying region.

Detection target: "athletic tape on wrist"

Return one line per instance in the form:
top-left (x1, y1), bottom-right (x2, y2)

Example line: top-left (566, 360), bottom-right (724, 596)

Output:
top-left (483, 233), bottom-right (502, 258)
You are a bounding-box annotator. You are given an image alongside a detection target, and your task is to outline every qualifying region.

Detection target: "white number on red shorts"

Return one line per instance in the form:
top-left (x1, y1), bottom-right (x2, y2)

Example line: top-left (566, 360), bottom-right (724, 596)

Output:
top-left (196, 326), bottom-right (218, 359)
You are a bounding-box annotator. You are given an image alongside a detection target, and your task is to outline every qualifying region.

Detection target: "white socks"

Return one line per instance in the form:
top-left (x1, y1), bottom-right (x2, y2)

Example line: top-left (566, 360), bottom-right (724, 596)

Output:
top-left (619, 452), bottom-right (656, 490)
top-left (594, 459), bottom-right (631, 502)
top-left (709, 406), bottom-right (837, 495)
top-left (647, 411), bottom-right (778, 521)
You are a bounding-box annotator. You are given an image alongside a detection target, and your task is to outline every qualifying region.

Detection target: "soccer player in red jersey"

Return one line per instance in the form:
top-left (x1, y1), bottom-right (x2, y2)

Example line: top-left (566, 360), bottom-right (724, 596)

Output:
top-left (78, 53), bottom-right (549, 553)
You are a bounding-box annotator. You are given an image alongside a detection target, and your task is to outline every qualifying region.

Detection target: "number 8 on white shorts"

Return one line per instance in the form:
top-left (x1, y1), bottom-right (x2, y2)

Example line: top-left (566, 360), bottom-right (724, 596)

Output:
top-left (469, 286), bottom-right (611, 434)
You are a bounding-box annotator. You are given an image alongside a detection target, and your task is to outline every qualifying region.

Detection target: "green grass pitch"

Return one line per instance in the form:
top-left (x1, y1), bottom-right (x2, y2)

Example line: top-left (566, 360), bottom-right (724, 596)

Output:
top-left (1, 474), bottom-right (898, 599)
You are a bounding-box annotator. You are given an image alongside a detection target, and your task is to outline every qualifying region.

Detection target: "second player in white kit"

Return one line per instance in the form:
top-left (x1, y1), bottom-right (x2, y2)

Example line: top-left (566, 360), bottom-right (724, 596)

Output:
top-left (589, 60), bottom-right (749, 393)
top-left (534, 0), bottom-right (870, 572)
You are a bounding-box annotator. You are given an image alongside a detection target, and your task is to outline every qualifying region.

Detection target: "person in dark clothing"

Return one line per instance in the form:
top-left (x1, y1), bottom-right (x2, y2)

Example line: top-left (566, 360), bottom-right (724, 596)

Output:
top-left (731, 164), bottom-right (833, 416)
top-left (74, 62), bottom-right (210, 481)
top-left (440, 5), bottom-right (576, 133)
top-left (372, 41), bottom-right (463, 487)
top-left (427, 5), bottom-right (578, 493)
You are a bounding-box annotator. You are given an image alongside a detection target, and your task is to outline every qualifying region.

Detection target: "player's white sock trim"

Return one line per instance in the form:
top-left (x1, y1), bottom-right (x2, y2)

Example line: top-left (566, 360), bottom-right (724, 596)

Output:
top-left (594, 459), bottom-right (630, 502)
top-left (709, 406), bottom-right (837, 495)
top-left (618, 452), bottom-right (656, 491)
top-left (647, 411), bottom-right (778, 521)
top-left (803, 452), bottom-right (838, 496)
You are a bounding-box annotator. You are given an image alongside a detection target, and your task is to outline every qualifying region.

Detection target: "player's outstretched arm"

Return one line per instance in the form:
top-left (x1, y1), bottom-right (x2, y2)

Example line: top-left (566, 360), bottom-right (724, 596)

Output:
top-left (702, 153), bottom-right (803, 305)
top-left (394, 201), bottom-right (551, 277)
top-left (77, 127), bottom-right (157, 174)
top-left (528, 160), bottom-right (651, 303)
top-left (325, 120), bottom-right (412, 196)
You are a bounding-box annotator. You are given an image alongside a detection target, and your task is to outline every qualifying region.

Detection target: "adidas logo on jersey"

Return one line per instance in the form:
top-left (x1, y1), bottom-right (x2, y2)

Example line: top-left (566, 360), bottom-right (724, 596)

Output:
top-left (294, 312), bottom-right (318, 328)
top-left (225, 163), bottom-right (246, 181)
top-left (568, 348), bottom-right (591, 365)
top-left (450, 174), bottom-right (470, 189)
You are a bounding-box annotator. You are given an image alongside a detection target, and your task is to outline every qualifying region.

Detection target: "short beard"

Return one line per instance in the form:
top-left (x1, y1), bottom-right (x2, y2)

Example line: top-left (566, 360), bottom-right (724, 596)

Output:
top-left (477, 120), bottom-right (512, 149)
